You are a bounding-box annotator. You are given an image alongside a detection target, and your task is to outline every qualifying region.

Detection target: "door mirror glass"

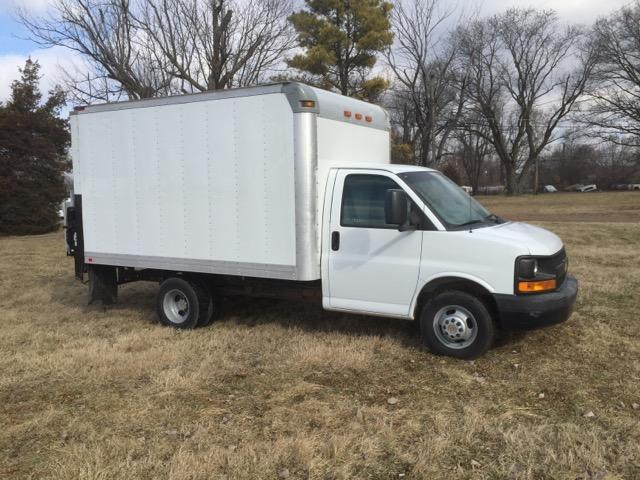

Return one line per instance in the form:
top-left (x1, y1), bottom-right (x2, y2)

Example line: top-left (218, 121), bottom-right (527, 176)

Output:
top-left (385, 189), bottom-right (408, 226)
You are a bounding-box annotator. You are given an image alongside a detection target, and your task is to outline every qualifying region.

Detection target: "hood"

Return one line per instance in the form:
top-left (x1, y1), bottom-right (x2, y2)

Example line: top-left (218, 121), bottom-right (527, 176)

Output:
top-left (472, 221), bottom-right (563, 256)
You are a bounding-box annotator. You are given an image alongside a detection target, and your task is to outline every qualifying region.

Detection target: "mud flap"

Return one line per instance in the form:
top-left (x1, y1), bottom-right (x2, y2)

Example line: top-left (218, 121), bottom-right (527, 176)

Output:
top-left (70, 194), bottom-right (85, 281)
top-left (88, 265), bottom-right (118, 305)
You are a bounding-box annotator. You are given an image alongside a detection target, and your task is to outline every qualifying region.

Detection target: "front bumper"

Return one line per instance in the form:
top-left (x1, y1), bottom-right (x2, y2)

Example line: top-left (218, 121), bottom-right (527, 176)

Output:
top-left (493, 275), bottom-right (578, 329)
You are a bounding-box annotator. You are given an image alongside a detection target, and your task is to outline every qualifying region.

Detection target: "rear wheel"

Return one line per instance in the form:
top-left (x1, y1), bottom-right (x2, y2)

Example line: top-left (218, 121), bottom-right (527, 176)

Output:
top-left (420, 290), bottom-right (495, 359)
top-left (157, 277), bottom-right (213, 329)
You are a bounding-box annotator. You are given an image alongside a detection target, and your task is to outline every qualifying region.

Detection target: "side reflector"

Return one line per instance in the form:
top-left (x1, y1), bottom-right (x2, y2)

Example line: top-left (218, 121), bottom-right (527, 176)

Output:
top-left (365, 115), bottom-right (372, 122)
top-left (74, 106), bottom-right (86, 112)
top-left (300, 100), bottom-right (315, 108)
top-left (518, 279), bottom-right (556, 293)
top-left (355, 113), bottom-right (363, 120)
top-left (344, 110), bottom-right (352, 118)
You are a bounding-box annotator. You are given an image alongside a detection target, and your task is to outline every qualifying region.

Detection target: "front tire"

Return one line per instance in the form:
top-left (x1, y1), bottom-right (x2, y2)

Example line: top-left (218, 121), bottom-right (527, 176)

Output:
top-left (420, 290), bottom-right (495, 359)
top-left (157, 277), bottom-right (213, 329)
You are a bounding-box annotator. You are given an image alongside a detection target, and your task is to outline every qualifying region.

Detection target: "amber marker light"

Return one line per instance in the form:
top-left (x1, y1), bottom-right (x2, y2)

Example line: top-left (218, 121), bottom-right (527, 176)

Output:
top-left (518, 279), bottom-right (557, 293)
top-left (365, 115), bottom-right (372, 122)
top-left (344, 110), bottom-right (352, 118)
top-left (355, 113), bottom-right (363, 120)
top-left (300, 100), bottom-right (316, 108)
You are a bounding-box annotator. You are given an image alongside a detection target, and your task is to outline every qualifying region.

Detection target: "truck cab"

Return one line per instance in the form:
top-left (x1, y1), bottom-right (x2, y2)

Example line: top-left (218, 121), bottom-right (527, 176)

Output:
top-left (321, 165), bottom-right (577, 358)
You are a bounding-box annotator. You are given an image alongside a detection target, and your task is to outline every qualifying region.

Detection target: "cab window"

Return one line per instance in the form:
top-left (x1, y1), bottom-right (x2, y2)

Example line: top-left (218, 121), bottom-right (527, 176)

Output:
top-left (340, 174), bottom-right (402, 228)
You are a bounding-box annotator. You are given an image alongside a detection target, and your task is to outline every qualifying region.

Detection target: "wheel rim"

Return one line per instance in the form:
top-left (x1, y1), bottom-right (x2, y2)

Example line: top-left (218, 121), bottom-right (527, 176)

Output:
top-left (433, 305), bottom-right (478, 349)
top-left (163, 289), bottom-right (190, 324)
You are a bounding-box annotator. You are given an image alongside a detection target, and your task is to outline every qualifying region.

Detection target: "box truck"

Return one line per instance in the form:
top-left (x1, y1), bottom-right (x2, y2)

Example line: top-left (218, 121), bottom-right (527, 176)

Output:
top-left (64, 83), bottom-right (577, 359)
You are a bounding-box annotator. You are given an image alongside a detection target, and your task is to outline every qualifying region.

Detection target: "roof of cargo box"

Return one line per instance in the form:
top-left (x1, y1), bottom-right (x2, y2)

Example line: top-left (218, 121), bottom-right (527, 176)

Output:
top-left (70, 82), bottom-right (390, 131)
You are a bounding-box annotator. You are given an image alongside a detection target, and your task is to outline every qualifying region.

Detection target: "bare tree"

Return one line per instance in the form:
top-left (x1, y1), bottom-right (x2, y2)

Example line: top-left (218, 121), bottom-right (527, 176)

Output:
top-left (456, 125), bottom-right (492, 194)
top-left (18, 0), bottom-right (294, 101)
top-left (136, 0), bottom-right (295, 92)
top-left (582, 1), bottom-right (640, 147)
top-left (19, 0), bottom-right (171, 101)
top-left (386, 0), bottom-right (467, 167)
top-left (457, 8), bottom-right (595, 194)
top-left (386, 87), bottom-right (418, 162)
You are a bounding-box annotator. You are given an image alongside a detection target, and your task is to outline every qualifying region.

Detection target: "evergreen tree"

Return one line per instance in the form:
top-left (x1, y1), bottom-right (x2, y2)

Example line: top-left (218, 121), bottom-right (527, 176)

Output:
top-left (288, 0), bottom-right (393, 102)
top-left (0, 59), bottom-right (70, 235)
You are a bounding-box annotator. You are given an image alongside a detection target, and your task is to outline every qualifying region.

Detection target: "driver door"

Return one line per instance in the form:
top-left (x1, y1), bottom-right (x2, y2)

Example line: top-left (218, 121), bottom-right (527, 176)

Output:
top-left (326, 170), bottom-right (423, 317)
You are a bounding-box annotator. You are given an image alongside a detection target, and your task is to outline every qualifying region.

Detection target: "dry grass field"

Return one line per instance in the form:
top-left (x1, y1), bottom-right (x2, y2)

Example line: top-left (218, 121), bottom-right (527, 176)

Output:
top-left (1, 192), bottom-right (639, 479)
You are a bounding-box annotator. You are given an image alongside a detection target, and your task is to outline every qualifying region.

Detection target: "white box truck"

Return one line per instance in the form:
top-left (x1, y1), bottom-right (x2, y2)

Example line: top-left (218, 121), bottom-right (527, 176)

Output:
top-left (65, 83), bottom-right (577, 359)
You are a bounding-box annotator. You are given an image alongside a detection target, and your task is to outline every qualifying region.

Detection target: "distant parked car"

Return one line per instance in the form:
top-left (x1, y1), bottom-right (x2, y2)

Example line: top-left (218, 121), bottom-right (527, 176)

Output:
top-left (577, 184), bottom-right (597, 192)
top-left (543, 185), bottom-right (558, 193)
top-left (610, 184), bottom-right (626, 191)
top-left (461, 185), bottom-right (473, 194)
top-left (565, 184), bottom-right (597, 192)
top-left (609, 183), bottom-right (638, 191)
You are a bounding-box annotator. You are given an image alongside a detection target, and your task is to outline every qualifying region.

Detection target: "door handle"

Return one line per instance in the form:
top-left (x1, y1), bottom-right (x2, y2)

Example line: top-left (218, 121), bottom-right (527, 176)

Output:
top-left (331, 231), bottom-right (340, 251)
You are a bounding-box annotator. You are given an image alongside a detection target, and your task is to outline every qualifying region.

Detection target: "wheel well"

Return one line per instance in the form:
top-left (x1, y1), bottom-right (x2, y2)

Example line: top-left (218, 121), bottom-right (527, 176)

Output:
top-left (414, 277), bottom-right (498, 320)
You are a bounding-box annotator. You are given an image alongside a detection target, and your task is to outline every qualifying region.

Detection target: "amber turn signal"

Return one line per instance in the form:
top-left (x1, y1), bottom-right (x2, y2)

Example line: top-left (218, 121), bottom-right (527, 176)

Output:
top-left (518, 279), bottom-right (557, 293)
top-left (300, 100), bottom-right (315, 108)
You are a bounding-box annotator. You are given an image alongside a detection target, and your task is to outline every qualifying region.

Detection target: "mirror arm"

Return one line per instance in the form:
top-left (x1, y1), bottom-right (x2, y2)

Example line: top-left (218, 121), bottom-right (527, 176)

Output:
top-left (398, 222), bottom-right (417, 232)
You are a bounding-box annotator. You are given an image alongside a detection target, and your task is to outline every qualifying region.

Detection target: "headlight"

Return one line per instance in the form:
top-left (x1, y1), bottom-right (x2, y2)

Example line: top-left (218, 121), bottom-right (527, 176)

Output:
top-left (516, 256), bottom-right (557, 294)
top-left (517, 258), bottom-right (538, 279)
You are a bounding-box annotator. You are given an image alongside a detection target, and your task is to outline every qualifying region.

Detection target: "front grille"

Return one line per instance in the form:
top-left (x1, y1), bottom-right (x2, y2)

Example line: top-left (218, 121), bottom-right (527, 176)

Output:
top-left (538, 248), bottom-right (567, 287)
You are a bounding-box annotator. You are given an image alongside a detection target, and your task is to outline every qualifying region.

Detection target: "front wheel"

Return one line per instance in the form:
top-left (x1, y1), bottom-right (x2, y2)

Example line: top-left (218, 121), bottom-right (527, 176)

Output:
top-left (420, 290), bottom-right (495, 359)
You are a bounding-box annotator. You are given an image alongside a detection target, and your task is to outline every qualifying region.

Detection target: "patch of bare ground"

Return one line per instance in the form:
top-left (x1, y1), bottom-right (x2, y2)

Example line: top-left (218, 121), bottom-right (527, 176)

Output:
top-left (0, 192), bottom-right (639, 479)
top-left (479, 191), bottom-right (640, 223)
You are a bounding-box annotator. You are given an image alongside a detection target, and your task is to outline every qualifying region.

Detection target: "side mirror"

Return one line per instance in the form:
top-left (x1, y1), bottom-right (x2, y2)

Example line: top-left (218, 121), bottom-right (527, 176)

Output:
top-left (385, 189), bottom-right (408, 226)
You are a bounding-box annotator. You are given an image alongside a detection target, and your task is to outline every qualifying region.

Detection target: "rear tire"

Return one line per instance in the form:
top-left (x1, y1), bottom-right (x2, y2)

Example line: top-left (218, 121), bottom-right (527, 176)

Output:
top-left (419, 290), bottom-right (495, 359)
top-left (157, 277), bottom-right (213, 329)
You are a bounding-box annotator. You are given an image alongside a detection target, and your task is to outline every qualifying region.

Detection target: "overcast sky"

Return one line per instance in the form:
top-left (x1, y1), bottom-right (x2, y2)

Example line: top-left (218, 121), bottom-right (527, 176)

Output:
top-left (0, 0), bottom-right (633, 102)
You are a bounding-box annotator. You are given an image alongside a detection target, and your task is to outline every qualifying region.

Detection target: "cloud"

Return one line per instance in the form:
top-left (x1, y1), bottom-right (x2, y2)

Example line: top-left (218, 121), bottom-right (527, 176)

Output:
top-left (0, 0), bottom-right (52, 14)
top-left (477, 0), bottom-right (629, 23)
top-left (0, 46), bottom-right (78, 103)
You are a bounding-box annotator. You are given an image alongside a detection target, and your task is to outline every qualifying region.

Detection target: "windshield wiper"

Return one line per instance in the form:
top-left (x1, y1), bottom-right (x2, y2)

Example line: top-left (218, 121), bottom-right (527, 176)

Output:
top-left (485, 214), bottom-right (504, 224)
top-left (456, 219), bottom-right (486, 228)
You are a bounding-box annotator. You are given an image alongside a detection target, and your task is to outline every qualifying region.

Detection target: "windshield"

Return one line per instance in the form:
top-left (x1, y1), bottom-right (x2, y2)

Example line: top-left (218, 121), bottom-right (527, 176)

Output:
top-left (399, 171), bottom-right (493, 230)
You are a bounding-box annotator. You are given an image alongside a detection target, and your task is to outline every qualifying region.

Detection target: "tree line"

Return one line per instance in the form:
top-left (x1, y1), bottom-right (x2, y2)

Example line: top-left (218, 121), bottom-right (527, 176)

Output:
top-left (2, 0), bottom-right (640, 233)
top-left (17, 0), bottom-right (640, 194)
